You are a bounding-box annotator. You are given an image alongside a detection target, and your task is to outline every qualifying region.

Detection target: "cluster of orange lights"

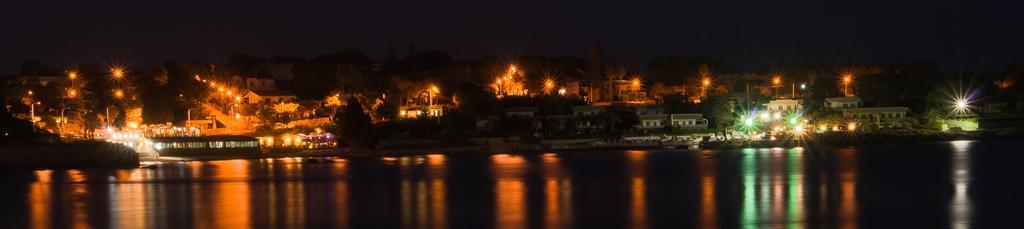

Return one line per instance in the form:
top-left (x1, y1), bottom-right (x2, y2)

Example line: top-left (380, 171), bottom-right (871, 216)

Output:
top-left (492, 64), bottom-right (527, 97)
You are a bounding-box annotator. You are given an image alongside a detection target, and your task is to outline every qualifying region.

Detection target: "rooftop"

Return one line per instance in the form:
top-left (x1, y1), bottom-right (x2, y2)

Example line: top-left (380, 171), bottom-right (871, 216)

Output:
top-left (247, 90), bottom-right (297, 97)
top-left (670, 114), bottom-right (704, 120)
top-left (843, 107), bottom-right (910, 113)
top-left (825, 96), bottom-right (862, 103)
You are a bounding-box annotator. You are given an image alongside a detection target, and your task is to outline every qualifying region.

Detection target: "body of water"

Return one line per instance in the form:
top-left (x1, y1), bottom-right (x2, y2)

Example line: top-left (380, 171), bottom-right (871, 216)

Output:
top-left (2, 140), bottom-right (1023, 228)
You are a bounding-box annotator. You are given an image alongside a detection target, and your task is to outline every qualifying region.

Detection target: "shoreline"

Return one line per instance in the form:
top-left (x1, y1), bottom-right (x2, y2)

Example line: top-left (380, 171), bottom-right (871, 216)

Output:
top-left (151, 130), bottom-right (1024, 162)
top-left (5, 130), bottom-right (1019, 167)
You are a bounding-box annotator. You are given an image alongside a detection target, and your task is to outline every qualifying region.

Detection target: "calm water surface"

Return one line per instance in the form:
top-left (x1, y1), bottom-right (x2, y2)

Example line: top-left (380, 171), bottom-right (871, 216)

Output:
top-left (2, 140), bottom-right (1023, 228)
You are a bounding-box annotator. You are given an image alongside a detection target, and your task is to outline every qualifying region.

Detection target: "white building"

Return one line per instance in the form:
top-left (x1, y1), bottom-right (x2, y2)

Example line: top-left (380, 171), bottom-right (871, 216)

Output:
top-left (843, 107), bottom-right (911, 127)
top-left (825, 96), bottom-right (862, 109)
top-left (765, 99), bottom-right (803, 112)
top-left (670, 114), bottom-right (708, 129)
top-left (637, 114), bottom-right (668, 129)
top-left (244, 90), bottom-right (297, 104)
top-left (399, 105), bottom-right (448, 119)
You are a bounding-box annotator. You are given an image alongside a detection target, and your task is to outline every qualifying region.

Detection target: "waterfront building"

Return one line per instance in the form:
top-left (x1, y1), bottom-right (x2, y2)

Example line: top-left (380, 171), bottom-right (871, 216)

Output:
top-left (842, 107), bottom-right (911, 127)
top-left (825, 96), bottom-right (862, 109)
top-left (637, 114), bottom-right (669, 130)
top-left (670, 114), bottom-right (709, 129)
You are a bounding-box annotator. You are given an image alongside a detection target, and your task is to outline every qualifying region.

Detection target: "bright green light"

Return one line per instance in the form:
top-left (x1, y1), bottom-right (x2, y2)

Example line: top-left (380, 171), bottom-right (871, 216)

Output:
top-left (789, 117), bottom-right (798, 125)
top-left (744, 118), bottom-right (754, 126)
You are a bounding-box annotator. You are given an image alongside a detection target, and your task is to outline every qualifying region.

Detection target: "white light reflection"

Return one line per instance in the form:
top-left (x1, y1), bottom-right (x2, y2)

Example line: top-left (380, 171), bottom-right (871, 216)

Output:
top-left (950, 140), bottom-right (973, 229)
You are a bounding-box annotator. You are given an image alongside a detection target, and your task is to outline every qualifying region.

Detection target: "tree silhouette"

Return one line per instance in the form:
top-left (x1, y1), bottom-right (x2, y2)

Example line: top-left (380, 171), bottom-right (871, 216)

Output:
top-left (334, 97), bottom-right (377, 150)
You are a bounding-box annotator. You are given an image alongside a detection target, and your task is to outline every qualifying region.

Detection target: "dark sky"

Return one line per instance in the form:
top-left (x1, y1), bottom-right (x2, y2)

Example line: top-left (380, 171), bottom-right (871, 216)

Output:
top-left (2, 0), bottom-right (1022, 73)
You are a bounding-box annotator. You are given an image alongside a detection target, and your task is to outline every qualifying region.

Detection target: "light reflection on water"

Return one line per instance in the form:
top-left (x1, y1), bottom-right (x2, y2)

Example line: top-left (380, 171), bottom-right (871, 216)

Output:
top-left (8, 140), bottom-right (1020, 228)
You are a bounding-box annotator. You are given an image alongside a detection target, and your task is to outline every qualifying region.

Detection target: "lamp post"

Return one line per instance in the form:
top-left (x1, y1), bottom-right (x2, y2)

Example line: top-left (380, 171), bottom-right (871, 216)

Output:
top-left (30, 102), bottom-right (40, 123)
top-left (60, 107), bottom-right (70, 136)
top-left (842, 74), bottom-right (853, 96)
top-left (105, 106), bottom-right (110, 129)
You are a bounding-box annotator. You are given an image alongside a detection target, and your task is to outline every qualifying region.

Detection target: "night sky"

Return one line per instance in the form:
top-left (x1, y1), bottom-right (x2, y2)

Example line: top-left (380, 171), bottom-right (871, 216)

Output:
top-left (2, 0), bottom-right (1022, 72)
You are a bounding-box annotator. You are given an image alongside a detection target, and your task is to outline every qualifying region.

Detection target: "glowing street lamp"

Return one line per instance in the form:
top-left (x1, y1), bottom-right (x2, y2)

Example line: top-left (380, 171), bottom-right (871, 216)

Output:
top-left (114, 89), bottom-right (124, 99)
top-left (954, 99), bottom-right (968, 111)
top-left (952, 97), bottom-right (971, 117)
top-left (841, 74), bottom-right (854, 96)
top-left (428, 85), bottom-right (440, 105)
top-left (111, 68), bottom-right (125, 79)
top-left (67, 89), bottom-right (77, 98)
top-left (68, 71), bottom-right (78, 80)
top-left (772, 75), bottom-right (782, 97)
top-left (29, 101), bottom-right (41, 123)
top-left (543, 79), bottom-right (556, 94)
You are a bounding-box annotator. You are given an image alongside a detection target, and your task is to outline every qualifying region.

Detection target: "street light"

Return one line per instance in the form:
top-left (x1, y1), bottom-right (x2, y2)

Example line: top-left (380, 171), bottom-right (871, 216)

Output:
top-left (428, 85), bottom-right (439, 105)
top-left (841, 74), bottom-right (853, 96)
top-left (953, 97), bottom-right (971, 117)
top-left (112, 68), bottom-right (125, 79)
top-left (30, 102), bottom-right (41, 123)
top-left (543, 79), bottom-right (555, 94)
top-left (68, 71), bottom-right (78, 80)
top-left (114, 89), bottom-right (124, 98)
top-left (772, 75), bottom-right (782, 98)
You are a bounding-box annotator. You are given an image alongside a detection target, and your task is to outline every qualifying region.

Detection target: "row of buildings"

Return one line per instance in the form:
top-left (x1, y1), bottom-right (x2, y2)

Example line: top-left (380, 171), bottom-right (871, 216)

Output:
top-left (473, 104), bottom-right (710, 136)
